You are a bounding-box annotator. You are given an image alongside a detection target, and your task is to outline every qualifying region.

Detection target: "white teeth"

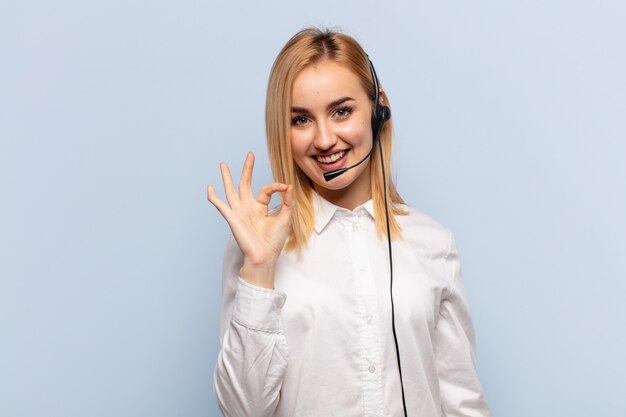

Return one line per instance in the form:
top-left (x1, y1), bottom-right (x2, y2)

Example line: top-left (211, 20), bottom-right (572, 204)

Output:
top-left (316, 150), bottom-right (346, 164)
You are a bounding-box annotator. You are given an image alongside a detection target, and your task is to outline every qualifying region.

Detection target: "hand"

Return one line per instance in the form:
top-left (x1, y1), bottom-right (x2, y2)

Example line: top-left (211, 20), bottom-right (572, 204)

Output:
top-left (207, 152), bottom-right (293, 288)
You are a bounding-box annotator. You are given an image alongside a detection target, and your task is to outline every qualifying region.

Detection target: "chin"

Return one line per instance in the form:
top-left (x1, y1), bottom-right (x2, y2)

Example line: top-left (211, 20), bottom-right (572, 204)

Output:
top-left (297, 157), bottom-right (370, 196)
top-left (313, 169), bottom-right (364, 193)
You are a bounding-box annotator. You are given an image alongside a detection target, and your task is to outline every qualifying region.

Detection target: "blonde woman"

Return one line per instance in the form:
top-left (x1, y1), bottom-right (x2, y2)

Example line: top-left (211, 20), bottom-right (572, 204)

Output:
top-left (207, 27), bottom-right (489, 417)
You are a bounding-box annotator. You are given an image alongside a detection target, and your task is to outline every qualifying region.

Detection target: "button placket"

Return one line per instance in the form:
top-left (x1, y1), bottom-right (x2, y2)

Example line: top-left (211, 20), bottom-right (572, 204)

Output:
top-left (345, 213), bottom-right (384, 416)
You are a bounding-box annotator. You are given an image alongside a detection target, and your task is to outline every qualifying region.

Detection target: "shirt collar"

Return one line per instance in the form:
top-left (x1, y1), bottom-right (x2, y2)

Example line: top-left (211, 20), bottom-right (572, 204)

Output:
top-left (312, 190), bottom-right (376, 234)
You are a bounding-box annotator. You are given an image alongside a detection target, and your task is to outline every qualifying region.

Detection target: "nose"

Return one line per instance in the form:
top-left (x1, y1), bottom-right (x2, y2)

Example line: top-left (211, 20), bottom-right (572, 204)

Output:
top-left (313, 120), bottom-right (337, 152)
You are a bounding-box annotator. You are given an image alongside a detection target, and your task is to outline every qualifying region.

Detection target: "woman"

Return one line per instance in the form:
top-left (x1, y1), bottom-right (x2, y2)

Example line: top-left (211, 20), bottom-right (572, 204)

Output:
top-left (207, 27), bottom-right (489, 417)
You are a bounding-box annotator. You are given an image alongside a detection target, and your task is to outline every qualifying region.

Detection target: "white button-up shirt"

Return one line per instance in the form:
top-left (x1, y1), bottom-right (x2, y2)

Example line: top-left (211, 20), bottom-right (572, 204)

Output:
top-left (214, 192), bottom-right (489, 417)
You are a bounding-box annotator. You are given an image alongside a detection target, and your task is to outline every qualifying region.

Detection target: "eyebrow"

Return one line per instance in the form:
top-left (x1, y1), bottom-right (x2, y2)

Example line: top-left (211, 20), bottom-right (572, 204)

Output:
top-left (291, 96), bottom-right (354, 113)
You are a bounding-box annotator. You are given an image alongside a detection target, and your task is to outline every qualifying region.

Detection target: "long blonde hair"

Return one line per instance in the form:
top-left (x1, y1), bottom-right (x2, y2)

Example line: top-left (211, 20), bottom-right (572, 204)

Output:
top-left (266, 27), bottom-right (406, 251)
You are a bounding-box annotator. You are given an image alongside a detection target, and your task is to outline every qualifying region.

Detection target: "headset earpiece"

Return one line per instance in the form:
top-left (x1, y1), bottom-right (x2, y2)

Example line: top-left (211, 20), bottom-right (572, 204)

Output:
top-left (378, 105), bottom-right (391, 132)
top-left (372, 105), bottom-right (391, 139)
top-left (381, 106), bottom-right (391, 124)
top-left (369, 58), bottom-right (391, 141)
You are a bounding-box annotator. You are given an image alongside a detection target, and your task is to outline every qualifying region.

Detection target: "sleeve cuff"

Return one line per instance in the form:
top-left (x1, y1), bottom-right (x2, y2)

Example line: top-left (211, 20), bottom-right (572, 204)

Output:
top-left (232, 277), bottom-right (287, 333)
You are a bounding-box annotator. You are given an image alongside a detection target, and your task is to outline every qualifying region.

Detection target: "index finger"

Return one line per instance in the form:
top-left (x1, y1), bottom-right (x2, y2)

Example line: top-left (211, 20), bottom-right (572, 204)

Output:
top-left (220, 162), bottom-right (239, 208)
top-left (239, 152), bottom-right (254, 201)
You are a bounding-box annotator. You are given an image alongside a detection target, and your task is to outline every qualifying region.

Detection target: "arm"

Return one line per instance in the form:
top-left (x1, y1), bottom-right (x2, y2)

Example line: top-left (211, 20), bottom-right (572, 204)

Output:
top-left (213, 238), bottom-right (288, 417)
top-left (434, 233), bottom-right (490, 417)
top-left (207, 153), bottom-right (293, 417)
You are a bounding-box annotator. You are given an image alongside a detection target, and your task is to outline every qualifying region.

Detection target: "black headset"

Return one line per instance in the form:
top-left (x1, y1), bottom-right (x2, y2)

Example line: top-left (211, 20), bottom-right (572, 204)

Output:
top-left (322, 59), bottom-right (390, 182)
top-left (324, 58), bottom-right (408, 417)
top-left (370, 58), bottom-right (408, 417)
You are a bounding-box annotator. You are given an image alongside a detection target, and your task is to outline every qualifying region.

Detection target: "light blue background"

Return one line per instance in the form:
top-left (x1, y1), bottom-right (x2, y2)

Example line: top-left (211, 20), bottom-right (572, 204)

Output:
top-left (1, 1), bottom-right (625, 416)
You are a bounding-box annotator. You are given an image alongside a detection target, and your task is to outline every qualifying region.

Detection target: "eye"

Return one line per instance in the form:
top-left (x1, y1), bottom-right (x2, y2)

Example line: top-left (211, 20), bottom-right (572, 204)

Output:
top-left (291, 115), bottom-right (310, 126)
top-left (334, 106), bottom-right (353, 119)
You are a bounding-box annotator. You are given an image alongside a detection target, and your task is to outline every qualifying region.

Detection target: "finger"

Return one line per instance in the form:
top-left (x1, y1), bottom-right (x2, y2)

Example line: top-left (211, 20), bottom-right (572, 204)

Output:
top-left (239, 152), bottom-right (254, 201)
top-left (207, 185), bottom-right (233, 221)
top-left (283, 184), bottom-right (294, 208)
top-left (277, 184), bottom-right (294, 223)
top-left (256, 182), bottom-right (288, 206)
top-left (220, 162), bottom-right (239, 208)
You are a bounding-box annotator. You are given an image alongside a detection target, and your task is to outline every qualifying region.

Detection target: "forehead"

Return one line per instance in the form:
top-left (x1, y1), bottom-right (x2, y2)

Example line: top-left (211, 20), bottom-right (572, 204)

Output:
top-left (291, 61), bottom-right (368, 107)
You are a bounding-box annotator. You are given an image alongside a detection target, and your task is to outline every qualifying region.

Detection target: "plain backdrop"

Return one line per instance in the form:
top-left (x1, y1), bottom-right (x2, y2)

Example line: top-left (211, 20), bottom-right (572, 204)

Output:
top-left (1, 1), bottom-right (625, 416)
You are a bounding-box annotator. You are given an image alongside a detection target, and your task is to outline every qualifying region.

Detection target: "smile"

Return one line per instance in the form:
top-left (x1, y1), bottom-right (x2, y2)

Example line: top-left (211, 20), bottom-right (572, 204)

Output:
top-left (312, 149), bottom-right (350, 173)
top-left (315, 150), bottom-right (347, 164)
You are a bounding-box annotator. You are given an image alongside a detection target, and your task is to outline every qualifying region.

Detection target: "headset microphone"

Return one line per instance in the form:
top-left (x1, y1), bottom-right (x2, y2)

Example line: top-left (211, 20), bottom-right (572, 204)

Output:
top-left (323, 60), bottom-right (391, 182)
top-left (323, 148), bottom-right (373, 181)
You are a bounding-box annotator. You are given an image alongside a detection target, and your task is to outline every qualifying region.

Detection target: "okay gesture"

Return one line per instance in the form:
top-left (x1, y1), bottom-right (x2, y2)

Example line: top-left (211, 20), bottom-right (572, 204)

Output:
top-left (207, 152), bottom-right (293, 289)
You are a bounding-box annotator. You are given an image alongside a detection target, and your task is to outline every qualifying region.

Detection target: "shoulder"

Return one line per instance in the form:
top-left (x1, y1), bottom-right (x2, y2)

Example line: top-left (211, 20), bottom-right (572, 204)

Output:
top-left (394, 203), bottom-right (454, 258)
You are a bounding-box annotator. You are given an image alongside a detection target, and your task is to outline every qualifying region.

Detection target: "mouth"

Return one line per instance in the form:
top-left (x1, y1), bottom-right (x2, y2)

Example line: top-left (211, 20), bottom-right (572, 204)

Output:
top-left (312, 149), bottom-right (350, 172)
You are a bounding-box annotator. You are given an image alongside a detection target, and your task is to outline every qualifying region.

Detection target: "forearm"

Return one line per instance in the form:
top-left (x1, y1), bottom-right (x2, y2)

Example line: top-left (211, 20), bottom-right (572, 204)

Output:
top-left (214, 278), bottom-right (289, 417)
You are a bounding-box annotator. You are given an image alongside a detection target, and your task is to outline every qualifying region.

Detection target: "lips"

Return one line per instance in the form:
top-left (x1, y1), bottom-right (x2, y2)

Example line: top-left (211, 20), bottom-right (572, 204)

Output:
top-left (312, 149), bottom-right (350, 172)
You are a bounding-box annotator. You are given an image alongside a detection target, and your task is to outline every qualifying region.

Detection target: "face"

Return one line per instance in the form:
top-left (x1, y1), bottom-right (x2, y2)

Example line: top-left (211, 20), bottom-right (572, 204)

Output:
top-left (290, 60), bottom-right (374, 209)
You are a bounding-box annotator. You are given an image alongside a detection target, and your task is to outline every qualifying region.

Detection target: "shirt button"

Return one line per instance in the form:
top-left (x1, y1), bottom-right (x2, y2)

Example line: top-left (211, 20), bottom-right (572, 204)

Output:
top-left (352, 224), bottom-right (359, 232)
top-left (366, 314), bottom-right (373, 324)
top-left (368, 365), bottom-right (376, 373)
top-left (360, 268), bottom-right (366, 275)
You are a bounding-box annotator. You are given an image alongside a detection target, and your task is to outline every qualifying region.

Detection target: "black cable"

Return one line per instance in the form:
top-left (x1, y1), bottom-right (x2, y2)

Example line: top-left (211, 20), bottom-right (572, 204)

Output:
top-left (378, 139), bottom-right (408, 417)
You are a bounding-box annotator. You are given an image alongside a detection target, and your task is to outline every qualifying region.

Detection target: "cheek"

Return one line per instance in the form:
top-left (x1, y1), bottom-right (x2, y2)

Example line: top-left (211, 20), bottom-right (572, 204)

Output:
top-left (336, 117), bottom-right (370, 142)
top-left (290, 129), bottom-right (314, 156)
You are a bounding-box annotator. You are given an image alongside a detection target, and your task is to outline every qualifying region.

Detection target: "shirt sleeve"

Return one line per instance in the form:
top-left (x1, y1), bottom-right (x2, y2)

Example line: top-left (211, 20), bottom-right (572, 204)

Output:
top-left (213, 236), bottom-right (289, 417)
top-left (434, 233), bottom-right (490, 417)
